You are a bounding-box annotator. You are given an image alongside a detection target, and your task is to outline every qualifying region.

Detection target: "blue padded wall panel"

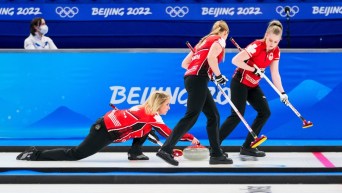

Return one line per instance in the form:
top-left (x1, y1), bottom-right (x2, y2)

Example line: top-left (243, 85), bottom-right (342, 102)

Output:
top-left (0, 19), bottom-right (341, 48)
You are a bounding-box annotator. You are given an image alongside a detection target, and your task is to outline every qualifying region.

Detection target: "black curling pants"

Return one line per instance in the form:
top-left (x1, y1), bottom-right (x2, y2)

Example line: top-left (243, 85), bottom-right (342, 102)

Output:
top-left (161, 76), bottom-right (222, 157)
top-left (219, 76), bottom-right (271, 148)
top-left (128, 134), bottom-right (149, 155)
top-left (33, 118), bottom-right (114, 161)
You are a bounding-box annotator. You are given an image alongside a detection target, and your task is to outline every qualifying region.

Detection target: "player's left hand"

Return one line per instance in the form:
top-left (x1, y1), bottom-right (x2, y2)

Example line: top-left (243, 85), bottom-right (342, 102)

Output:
top-left (191, 137), bottom-right (200, 145)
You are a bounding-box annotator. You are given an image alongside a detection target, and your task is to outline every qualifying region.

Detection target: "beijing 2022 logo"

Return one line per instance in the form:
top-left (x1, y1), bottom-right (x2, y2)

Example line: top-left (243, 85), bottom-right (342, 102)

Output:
top-left (55, 7), bottom-right (79, 18)
top-left (165, 6), bottom-right (189, 17)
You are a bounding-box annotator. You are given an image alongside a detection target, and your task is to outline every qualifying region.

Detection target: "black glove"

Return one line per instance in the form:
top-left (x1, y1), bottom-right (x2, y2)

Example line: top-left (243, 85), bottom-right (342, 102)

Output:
top-left (215, 74), bottom-right (228, 86)
top-left (253, 67), bottom-right (264, 77)
top-left (147, 130), bottom-right (160, 144)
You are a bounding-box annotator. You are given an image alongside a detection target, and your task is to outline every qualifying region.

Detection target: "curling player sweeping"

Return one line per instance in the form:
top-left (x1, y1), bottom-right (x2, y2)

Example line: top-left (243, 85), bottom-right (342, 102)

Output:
top-left (219, 20), bottom-right (289, 160)
top-left (186, 39), bottom-right (267, 161)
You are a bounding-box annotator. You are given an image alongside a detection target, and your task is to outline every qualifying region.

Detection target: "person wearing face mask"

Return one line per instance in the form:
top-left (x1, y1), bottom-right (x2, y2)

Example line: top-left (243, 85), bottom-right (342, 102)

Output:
top-left (219, 20), bottom-right (288, 158)
top-left (24, 17), bottom-right (58, 50)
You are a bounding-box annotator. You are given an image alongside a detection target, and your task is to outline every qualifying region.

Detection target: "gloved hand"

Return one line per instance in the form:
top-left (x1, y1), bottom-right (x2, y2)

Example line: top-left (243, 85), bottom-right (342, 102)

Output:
top-left (215, 74), bottom-right (228, 86)
top-left (191, 137), bottom-right (200, 145)
top-left (253, 67), bottom-right (264, 77)
top-left (280, 92), bottom-right (289, 105)
top-left (147, 130), bottom-right (160, 144)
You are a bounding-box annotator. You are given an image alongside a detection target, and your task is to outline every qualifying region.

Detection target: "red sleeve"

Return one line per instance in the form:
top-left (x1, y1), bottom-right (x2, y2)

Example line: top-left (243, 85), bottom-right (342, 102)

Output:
top-left (150, 114), bottom-right (194, 142)
top-left (181, 133), bottom-right (195, 141)
top-left (245, 40), bottom-right (261, 58)
top-left (150, 122), bottom-right (172, 139)
top-left (150, 122), bottom-right (194, 142)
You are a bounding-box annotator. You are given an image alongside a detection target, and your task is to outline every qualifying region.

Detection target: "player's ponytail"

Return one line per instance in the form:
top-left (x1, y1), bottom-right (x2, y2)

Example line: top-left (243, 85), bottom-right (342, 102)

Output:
top-left (263, 20), bottom-right (283, 40)
top-left (197, 20), bottom-right (229, 48)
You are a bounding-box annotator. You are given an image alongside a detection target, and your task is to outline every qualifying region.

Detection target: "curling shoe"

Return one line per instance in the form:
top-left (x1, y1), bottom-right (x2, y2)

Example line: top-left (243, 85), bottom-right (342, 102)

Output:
top-left (240, 146), bottom-right (266, 157)
top-left (209, 155), bottom-right (233, 165)
top-left (128, 153), bottom-right (149, 160)
top-left (156, 149), bottom-right (179, 166)
top-left (208, 147), bottom-right (228, 157)
top-left (16, 146), bottom-right (38, 161)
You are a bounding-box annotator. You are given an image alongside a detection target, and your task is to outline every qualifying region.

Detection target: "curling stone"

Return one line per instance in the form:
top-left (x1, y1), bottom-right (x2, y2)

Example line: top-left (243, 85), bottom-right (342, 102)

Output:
top-left (183, 144), bottom-right (209, 161)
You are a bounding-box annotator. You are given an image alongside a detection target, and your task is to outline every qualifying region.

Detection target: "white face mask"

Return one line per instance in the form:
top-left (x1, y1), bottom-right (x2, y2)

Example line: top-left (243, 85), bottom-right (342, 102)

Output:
top-left (39, 25), bottom-right (49, 35)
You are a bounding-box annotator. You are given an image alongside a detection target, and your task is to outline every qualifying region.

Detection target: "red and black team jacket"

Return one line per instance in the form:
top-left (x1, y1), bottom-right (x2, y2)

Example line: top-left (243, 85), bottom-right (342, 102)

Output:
top-left (184, 35), bottom-right (226, 80)
top-left (103, 105), bottom-right (195, 143)
top-left (235, 39), bottom-right (280, 88)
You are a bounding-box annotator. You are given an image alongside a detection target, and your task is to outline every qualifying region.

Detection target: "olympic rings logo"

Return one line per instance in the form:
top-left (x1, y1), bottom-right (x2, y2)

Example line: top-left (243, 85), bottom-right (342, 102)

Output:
top-left (55, 6), bottom-right (79, 18)
top-left (165, 6), bottom-right (189, 17)
top-left (276, 6), bottom-right (299, 17)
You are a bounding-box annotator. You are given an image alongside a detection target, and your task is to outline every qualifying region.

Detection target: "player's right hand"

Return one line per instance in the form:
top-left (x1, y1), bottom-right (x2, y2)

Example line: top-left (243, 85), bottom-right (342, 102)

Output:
top-left (215, 74), bottom-right (228, 86)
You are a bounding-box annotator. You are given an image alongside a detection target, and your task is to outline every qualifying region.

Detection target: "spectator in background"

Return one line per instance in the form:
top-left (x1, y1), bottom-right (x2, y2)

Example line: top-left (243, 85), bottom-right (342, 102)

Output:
top-left (24, 17), bottom-right (58, 50)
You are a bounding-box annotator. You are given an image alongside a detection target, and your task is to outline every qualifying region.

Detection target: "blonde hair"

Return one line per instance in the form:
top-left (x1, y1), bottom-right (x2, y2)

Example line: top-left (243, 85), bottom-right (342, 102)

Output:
top-left (263, 20), bottom-right (283, 40)
top-left (143, 90), bottom-right (170, 115)
top-left (198, 20), bottom-right (229, 46)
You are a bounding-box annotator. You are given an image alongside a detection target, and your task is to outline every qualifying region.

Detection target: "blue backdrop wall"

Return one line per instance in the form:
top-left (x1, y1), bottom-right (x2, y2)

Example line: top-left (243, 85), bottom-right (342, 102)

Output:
top-left (0, 50), bottom-right (341, 144)
top-left (0, 1), bottom-right (341, 49)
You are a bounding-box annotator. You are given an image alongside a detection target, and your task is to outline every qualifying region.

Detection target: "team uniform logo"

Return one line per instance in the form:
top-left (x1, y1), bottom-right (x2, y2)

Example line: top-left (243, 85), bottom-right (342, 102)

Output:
top-left (55, 6), bottom-right (79, 18)
top-left (165, 6), bottom-right (189, 17)
top-left (268, 52), bottom-right (274, 60)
